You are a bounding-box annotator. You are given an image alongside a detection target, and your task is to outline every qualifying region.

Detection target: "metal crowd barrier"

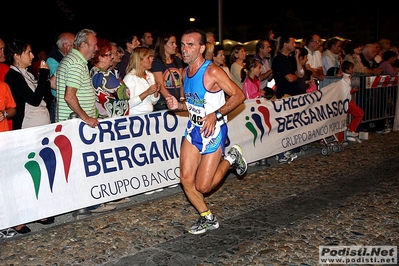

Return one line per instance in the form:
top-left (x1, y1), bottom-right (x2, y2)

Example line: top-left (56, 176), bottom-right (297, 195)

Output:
top-left (319, 74), bottom-right (399, 125)
top-left (354, 74), bottom-right (398, 124)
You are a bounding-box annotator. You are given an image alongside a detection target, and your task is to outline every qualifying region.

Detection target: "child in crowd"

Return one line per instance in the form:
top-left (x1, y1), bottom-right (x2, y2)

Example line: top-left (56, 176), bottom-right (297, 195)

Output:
top-left (241, 57), bottom-right (265, 99)
top-left (304, 71), bottom-right (318, 93)
top-left (299, 69), bottom-right (318, 94)
top-left (242, 57), bottom-right (271, 166)
top-left (340, 60), bottom-right (364, 142)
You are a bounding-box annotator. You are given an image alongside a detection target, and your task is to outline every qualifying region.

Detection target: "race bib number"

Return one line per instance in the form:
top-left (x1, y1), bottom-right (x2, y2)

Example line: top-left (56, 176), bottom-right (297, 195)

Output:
top-left (187, 103), bottom-right (205, 127)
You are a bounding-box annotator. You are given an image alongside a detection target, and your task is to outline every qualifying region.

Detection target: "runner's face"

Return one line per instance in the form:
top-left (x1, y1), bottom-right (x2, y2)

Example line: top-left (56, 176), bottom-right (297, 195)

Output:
top-left (181, 33), bottom-right (205, 65)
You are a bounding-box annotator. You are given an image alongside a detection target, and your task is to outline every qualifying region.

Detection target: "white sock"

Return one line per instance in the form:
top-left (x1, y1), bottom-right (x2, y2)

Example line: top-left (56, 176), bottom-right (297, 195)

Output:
top-left (224, 154), bottom-right (235, 165)
top-left (205, 213), bottom-right (214, 220)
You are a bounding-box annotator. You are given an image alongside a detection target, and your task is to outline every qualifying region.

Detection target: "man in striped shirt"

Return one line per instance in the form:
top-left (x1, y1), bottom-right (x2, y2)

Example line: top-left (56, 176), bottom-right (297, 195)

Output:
top-left (55, 29), bottom-right (99, 128)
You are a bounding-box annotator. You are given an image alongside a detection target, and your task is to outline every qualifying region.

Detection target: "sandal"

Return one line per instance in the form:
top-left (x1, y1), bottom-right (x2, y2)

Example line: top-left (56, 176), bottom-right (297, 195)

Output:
top-left (37, 216), bottom-right (55, 225)
top-left (13, 225), bottom-right (31, 234)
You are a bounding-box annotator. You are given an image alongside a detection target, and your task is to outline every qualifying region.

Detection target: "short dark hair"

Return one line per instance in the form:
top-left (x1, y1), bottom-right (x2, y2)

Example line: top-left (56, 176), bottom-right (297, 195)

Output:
top-left (5, 39), bottom-right (30, 64)
top-left (255, 39), bottom-right (268, 54)
top-left (279, 36), bottom-right (292, 50)
top-left (343, 40), bottom-right (361, 55)
top-left (305, 34), bottom-right (316, 46)
top-left (341, 60), bottom-right (354, 73)
top-left (140, 30), bottom-right (152, 39)
top-left (119, 32), bottom-right (139, 49)
top-left (297, 47), bottom-right (308, 58)
top-left (183, 28), bottom-right (206, 45)
top-left (326, 38), bottom-right (340, 49)
top-left (382, 50), bottom-right (397, 61)
top-left (213, 44), bottom-right (225, 56)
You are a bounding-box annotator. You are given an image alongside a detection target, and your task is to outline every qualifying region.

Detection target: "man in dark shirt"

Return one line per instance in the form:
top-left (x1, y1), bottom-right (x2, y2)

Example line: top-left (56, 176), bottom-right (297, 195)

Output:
top-left (271, 36), bottom-right (305, 163)
top-left (272, 36), bottom-right (304, 99)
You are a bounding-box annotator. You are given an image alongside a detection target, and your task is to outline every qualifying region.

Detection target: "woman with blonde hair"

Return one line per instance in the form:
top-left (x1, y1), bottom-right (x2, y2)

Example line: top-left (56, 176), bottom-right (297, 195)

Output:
top-left (123, 47), bottom-right (160, 115)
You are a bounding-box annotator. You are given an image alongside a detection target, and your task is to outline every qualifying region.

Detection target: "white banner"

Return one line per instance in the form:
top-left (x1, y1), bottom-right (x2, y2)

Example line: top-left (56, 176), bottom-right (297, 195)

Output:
top-left (0, 80), bottom-right (350, 229)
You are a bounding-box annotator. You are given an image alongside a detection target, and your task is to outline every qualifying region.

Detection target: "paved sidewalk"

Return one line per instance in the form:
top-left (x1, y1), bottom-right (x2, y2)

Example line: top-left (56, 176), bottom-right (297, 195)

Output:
top-left (1, 132), bottom-right (399, 265)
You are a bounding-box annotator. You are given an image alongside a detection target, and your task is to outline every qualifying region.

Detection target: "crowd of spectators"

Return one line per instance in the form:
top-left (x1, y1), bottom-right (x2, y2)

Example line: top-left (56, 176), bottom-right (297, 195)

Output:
top-left (1, 27), bottom-right (398, 238)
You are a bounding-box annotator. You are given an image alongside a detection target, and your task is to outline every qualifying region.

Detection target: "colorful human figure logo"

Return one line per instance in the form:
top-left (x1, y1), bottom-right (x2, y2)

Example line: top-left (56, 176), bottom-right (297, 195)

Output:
top-left (24, 124), bottom-right (73, 199)
top-left (54, 124), bottom-right (72, 182)
top-left (39, 137), bottom-right (56, 192)
top-left (245, 99), bottom-right (272, 146)
top-left (24, 152), bottom-right (41, 199)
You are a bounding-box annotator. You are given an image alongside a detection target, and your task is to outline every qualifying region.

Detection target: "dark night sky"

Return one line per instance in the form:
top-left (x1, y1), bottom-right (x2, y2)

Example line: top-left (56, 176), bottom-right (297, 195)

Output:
top-left (2, 1), bottom-right (398, 53)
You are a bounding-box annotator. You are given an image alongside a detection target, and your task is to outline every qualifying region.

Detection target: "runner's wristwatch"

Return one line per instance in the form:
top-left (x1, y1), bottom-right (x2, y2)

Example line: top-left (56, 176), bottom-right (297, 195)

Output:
top-left (214, 110), bottom-right (223, 121)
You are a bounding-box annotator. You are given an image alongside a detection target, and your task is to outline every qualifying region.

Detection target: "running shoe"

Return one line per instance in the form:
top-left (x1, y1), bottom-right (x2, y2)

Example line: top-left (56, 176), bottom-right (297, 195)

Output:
top-left (346, 130), bottom-right (359, 137)
top-left (188, 214), bottom-right (219, 235)
top-left (289, 153), bottom-right (298, 161)
top-left (376, 127), bottom-right (391, 134)
top-left (0, 228), bottom-right (18, 239)
top-left (278, 151), bottom-right (295, 164)
top-left (278, 156), bottom-right (290, 164)
top-left (226, 144), bottom-right (247, 175)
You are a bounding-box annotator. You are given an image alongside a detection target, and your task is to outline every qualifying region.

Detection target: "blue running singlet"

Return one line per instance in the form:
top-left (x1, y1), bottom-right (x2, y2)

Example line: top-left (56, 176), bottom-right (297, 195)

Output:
top-left (183, 60), bottom-right (227, 155)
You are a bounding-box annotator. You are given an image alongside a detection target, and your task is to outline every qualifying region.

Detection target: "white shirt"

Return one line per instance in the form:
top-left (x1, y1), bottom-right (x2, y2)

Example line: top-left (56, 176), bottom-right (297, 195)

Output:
top-left (322, 49), bottom-right (340, 75)
top-left (260, 57), bottom-right (272, 90)
top-left (123, 69), bottom-right (160, 115)
top-left (305, 46), bottom-right (323, 69)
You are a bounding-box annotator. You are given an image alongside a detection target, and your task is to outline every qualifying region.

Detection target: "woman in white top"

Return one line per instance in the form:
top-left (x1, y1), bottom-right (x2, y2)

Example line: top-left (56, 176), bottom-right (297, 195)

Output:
top-left (123, 47), bottom-right (160, 115)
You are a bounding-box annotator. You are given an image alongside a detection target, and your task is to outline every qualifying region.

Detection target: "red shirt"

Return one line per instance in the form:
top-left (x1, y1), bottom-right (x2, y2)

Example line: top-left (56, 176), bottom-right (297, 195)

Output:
top-left (0, 63), bottom-right (9, 82)
top-left (0, 81), bottom-right (16, 132)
